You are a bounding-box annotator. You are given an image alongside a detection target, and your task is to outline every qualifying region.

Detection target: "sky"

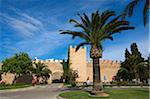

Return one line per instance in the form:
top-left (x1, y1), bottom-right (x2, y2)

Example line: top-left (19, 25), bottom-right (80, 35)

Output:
top-left (0, 0), bottom-right (149, 61)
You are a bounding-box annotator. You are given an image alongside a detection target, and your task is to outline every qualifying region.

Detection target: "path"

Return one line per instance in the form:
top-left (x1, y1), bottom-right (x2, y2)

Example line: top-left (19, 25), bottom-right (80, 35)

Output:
top-left (0, 83), bottom-right (63, 99)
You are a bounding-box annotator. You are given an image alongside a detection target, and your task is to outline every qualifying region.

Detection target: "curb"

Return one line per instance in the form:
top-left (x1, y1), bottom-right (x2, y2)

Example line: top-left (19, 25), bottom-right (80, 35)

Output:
top-left (0, 84), bottom-right (64, 93)
top-left (0, 86), bottom-right (36, 93)
top-left (56, 95), bottom-right (67, 99)
top-left (88, 93), bottom-right (110, 98)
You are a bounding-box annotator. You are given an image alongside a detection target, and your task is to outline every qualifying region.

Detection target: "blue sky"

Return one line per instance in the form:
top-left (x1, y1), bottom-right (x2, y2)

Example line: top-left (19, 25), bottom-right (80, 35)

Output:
top-left (0, 0), bottom-right (149, 61)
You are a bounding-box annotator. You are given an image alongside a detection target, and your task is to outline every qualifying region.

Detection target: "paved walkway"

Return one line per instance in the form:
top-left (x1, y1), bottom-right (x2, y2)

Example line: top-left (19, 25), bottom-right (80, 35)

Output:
top-left (0, 83), bottom-right (63, 99)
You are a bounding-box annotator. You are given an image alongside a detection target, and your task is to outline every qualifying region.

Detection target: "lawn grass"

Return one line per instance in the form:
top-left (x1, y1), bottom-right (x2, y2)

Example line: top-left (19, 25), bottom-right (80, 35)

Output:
top-left (0, 83), bottom-right (32, 90)
top-left (59, 88), bottom-right (149, 99)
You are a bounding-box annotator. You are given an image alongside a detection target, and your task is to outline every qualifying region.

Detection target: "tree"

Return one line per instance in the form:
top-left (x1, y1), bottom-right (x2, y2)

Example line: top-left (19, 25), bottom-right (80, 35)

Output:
top-left (116, 48), bottom-right (133, 81)
top-left (123, 0), bottom-right (149, 26)
top-left (116, 67), bottom-right (130, 81)
top-left (61, 60), bottom-right (78, 86)
top-left (116, 43), bottom-right (149, 83)
top-left (61, 60), bottom-right (70, 84)
top-left (130, 43), bottom-right (144, 81)
top-left (138, 60), bottom-right (149, 83)
top-left (69, 69), bottom-right (78, 87)
top-left (60, 10), bottom-right (134, 92)
top-left (2, 52), bottom-right (33, 83)
top-left (125, 48), bottom-right (131, 59)
top-left (61, 48), bottom-right (71, 84)
top-left (32, 62), bottom-right (51, 83)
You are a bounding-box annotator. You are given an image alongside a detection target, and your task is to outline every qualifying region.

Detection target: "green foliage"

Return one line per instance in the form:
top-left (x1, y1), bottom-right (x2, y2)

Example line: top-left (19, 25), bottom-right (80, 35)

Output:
top-left (123, 0), bottom-right (149, 26)
top-left (61, 48), bottom-right (78, 85)
top-left (0, 69), bottom-right (3, 74)
top-left (125, 48), bottom-right (130, 59)
top-left (69, 69), bottom-right (78, 87)
top-left (61, 60), bottom-right (78, 87)
top-left (60, 10), bottom-right (134, 54)
top-left (117, 67), bottom-right (130, 81)
top-left (60, 10), bottom-right (134, 91)
top-left (62, 60), bottom-right (70, 84)
top-left (2, 52), bottom-right (32, 76)
top-left (32, 62), bottom-right (51, 83)
top-left (116, 43), bottom-right (149, 83)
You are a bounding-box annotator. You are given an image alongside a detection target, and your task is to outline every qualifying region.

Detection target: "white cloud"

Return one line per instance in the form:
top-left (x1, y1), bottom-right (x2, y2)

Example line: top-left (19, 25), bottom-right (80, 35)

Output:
top-left (0, 7), bottom-right (73, 59)
top-left (0, 11), bottom-right (43, 38)
top-left (12, 30), bottom-right (72, 58)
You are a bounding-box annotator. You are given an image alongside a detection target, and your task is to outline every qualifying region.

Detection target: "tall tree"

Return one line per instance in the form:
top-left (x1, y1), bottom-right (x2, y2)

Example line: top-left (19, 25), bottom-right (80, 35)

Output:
top-left (61, 60), bottom-right (69, 83)
top-left (123, 0), bottom-right (149, 26)
top-left (117, 43), bottom-right (148, 83)
top-left (61, 48), bottom-right (71, 84)
top-left (61, 49), bottom-right (78, 86)
top-left (131, 43), bottom-right (142, 58)
top-left (32, 62), bottom-right (51, 83)
top-left (130, 43), bottom-right (144, 81)
top-left (2, 52), bottom-right (33, 83)
top-left (60, 10), bottom-right (134, 92)
top-left (125, 48), bottom-right (131, 59)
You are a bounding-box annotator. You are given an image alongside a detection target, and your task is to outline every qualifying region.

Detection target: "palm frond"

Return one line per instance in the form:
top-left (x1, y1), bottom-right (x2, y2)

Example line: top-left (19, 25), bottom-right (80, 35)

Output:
top-left (60, 30), bottom-right (90, 41)
top-left (83, 13), bottom-right (91, 27)
top-left (110, 27), bottom-right (135, 35)
top-left (91, 10), bottom-right (98, 23)
top-left (75, 42), bottom-right (90, 52)
top-left (102, 20), bottom-right (130, 34)
top-left (70, 18), bottom-right (92, 37)
top-left (123, 0), bottom-right (140, 18)
top-left (143, 0), bottom-right (149, 26)
top-left (69, 19), bottom-right (79, 24)
top-left (108, 15), bottom-right (122, 25)
top-left (98, 15), bottom-right (122, 33)
top-left (106, 36), bottom-right (114, 41)
top-left (77, 13), bottom-right (89, 28)
top-left (100, 10), bottom-right (116, 28)
top-left (60, 10), bottom-right (134, 53)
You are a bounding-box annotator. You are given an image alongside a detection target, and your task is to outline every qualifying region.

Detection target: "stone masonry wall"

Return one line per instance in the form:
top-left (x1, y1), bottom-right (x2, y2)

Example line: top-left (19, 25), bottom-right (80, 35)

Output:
top-left (0, 45), bottom-right (120, 84)
top-left (87, 60), bottom-right (120, 82)
top-left (69, 45), bottom-right (87, 82)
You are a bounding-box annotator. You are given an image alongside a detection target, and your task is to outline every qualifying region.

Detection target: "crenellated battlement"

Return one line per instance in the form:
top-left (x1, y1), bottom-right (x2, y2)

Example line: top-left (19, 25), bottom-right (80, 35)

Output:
top-left (87, 60), bottom-right (120, 68)
top-left (100, 60), bottom-right (120, 64)
top-left (34, 59), bottom-right (120, 66)
top-left (34, 58), bottom-right (64, 63)
top-left (87, 59), bottom-right (120, 64)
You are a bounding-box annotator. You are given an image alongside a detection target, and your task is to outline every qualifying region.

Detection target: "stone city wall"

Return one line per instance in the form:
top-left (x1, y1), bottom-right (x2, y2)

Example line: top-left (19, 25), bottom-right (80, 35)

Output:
top-left (0, 45), bottom-right (120, 84)
top-left (87, 60), bottom-right (120, 82)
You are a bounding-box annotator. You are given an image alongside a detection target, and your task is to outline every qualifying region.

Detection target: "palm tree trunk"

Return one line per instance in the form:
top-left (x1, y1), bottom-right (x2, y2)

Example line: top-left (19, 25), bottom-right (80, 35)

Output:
top-left (93, 57), bottom-right (102, 91)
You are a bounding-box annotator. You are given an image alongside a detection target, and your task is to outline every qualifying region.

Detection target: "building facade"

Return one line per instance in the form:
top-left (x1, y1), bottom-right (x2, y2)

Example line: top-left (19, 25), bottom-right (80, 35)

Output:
top-left (0, 45), bottom-right (120, 84)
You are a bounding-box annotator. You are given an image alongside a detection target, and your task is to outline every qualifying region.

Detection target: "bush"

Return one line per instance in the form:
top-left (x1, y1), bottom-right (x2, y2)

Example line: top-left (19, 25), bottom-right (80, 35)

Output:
top-left (63, 69), bottom-right (78, 87)
top-left (69, 69), bottom-right (78, 87)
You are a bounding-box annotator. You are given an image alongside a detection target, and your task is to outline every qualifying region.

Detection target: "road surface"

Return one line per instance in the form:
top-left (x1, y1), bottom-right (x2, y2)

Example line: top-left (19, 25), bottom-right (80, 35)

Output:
top-left (0, 83), bottom-right (63, 99)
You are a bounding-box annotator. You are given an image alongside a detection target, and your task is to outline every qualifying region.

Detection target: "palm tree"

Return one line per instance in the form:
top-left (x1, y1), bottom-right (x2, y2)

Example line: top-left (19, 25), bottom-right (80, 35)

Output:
top-left (60, 10), bottom-right (134, 92)
top-left (32, 62), bottom-right (51, 83)
top-left (123, 0), bottom-right (149, 26)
